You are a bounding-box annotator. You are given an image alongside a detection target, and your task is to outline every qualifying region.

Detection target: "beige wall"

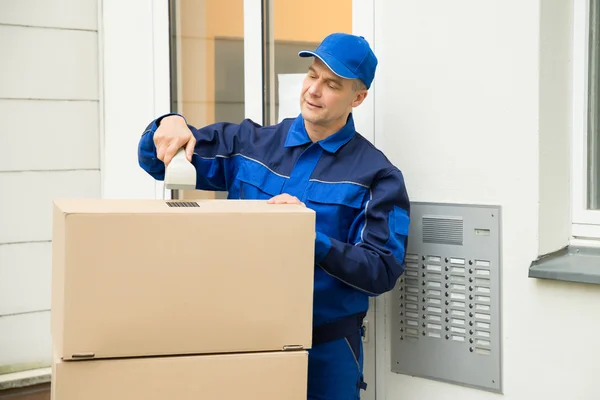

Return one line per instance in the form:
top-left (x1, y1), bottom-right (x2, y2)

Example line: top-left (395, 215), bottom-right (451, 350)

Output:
top-left (274, 0), bottom-right (352, 42)
top-left (204, 0), bottom-right (352, 40)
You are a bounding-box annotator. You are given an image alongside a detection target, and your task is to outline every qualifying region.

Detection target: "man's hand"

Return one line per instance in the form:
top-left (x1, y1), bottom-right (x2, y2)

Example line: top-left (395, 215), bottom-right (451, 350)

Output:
top-left (267, 194), bottom-right (305, 206)
top-left (153, 115), bottom-right (196, 166)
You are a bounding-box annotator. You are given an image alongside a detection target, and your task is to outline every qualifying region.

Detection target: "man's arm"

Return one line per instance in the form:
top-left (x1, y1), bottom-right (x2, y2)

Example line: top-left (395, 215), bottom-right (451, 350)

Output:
top-left (138, 113), bottom-right (261, 191)
top-left (314, 168), bottom-right (410, 295)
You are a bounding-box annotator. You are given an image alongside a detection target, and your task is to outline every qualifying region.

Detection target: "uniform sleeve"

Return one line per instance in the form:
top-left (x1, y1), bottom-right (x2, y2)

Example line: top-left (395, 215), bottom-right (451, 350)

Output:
top-left (314, 168), bottom-right (410, 295)
top-left (138, 113), bottom-right (262, 191)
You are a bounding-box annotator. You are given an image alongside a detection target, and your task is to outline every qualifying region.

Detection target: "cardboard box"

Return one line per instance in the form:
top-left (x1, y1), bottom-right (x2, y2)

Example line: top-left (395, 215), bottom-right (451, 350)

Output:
top-left (52, 350), bottom-right (308, 400)
top-left (51, 199), bottom-right (315, 360)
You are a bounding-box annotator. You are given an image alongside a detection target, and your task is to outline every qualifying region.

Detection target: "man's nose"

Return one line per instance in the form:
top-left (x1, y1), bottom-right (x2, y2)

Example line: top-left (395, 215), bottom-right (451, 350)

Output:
top-left (308, 81), bottom-right (322, 97)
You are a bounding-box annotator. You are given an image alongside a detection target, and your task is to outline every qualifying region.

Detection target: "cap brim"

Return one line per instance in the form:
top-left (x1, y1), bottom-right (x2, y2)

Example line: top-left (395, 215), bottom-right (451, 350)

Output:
top-left (298, 50), bottom-right (358, 80)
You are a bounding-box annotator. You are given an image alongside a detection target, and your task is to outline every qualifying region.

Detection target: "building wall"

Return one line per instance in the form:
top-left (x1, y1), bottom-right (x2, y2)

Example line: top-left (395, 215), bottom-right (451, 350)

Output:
top-left (3, 1), bottom-right (600, 399)
top-left (0, 0), bottom-right (101, 374)
top-left (374, 0), bottom-right (600, 399)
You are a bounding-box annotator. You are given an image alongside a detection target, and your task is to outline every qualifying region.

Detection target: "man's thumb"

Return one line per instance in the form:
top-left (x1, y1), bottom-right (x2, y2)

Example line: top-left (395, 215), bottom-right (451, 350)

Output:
top-left (185, 138), bottom-right (195, 162)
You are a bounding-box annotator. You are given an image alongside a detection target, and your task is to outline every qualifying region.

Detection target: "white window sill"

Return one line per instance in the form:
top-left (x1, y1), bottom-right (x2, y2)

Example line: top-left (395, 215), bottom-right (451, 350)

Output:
top-left (0, 367), bottom-right (51, 390)
top-left (529, 246), bottom-right (600, 284)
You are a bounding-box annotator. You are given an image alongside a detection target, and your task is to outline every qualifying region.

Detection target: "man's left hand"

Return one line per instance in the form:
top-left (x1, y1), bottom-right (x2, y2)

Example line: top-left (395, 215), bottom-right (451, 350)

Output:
top-left (267, 193), bottom-right (305, 206)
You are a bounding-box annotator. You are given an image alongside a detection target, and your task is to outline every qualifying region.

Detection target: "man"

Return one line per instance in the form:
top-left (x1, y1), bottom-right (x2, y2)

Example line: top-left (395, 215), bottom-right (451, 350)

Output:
top-left (138, 32), bottom-right (410, 400)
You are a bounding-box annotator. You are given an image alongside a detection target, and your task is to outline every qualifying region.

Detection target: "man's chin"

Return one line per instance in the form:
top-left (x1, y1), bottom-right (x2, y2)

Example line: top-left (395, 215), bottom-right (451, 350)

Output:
top-left (301, 109), bottom-right (320, 124)
top-left (301, 109), bottom-right (313, 122)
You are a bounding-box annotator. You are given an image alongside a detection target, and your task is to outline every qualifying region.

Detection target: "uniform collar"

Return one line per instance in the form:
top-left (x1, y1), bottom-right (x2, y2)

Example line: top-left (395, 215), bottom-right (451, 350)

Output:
top-left (284, 113), bottom-right (356, 153)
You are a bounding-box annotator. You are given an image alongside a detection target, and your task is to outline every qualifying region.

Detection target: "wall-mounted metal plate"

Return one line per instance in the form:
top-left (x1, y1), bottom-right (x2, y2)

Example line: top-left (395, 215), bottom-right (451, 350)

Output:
top-left (390, 202), bottom-right (502, 393)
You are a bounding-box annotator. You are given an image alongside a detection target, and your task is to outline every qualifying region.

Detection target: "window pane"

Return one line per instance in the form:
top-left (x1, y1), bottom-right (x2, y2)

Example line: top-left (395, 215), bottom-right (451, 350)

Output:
top-left (169, 0), bottom-right (245, 199)
top-left (265, 0), bottom-right (352, 125)
top-left (170, 0), bottom-right (245, 127)
top-left (588, 0), bottom-right (600, 209)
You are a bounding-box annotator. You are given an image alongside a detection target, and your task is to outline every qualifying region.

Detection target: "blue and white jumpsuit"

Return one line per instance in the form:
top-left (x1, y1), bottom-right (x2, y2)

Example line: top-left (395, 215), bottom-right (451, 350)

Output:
top-left (138, 113), bottom-right (410, 400)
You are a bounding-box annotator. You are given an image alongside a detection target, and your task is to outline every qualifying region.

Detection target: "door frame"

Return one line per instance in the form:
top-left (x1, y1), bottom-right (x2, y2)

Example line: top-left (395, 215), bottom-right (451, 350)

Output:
top-left (101, 1), bottom-right (378, 397)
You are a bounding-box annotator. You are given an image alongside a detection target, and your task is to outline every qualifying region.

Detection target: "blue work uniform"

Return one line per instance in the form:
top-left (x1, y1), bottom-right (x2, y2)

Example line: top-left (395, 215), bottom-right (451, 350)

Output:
top-left (138, 113), bottom-right (410, 400)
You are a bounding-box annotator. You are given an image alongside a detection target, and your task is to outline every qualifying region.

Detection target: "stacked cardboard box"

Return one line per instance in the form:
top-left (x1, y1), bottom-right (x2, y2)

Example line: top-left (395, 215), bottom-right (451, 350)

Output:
top-left (50, 199), bottom-right (315, 399)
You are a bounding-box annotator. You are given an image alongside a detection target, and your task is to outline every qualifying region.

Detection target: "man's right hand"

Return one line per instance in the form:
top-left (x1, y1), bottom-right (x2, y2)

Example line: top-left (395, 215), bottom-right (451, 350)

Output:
top-left (153, 115), bottom-right (196, 166)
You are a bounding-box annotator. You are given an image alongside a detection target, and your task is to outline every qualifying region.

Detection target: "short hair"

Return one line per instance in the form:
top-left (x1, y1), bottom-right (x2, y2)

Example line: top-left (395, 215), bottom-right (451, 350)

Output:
top-left (353, 79), bottom-right (367, 92)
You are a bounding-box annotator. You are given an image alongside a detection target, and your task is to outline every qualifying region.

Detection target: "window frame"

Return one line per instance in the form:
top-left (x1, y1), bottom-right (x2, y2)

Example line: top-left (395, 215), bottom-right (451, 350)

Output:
top-left (571, 0), bottom-right (600, 240)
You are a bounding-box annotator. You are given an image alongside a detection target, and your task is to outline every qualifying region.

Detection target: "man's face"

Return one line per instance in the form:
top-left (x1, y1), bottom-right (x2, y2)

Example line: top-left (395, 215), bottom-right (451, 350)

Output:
top-left (300, 58), bottom-right (367, 130)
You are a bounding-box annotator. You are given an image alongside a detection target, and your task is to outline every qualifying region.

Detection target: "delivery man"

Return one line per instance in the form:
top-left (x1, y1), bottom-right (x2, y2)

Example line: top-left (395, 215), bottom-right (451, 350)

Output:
top-left (138, 32), bottom-right (410, 400)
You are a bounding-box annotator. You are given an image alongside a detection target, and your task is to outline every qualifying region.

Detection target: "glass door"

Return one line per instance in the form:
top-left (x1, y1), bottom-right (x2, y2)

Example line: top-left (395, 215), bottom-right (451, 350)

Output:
top-left (168, 1), bottom-right (376, 398)
top-left (260, 0), bottom-right (353, 126)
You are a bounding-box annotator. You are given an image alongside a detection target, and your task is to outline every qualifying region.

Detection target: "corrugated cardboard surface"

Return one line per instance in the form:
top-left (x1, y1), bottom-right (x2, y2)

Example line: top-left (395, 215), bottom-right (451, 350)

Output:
top-left (51, 199), bottom-right (315, 360)
top-left (52, 351), bottom-right (308, 400)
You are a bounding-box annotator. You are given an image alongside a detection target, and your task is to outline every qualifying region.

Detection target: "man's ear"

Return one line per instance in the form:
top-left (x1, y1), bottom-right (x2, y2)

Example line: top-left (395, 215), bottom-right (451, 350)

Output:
top-left (351, 90), bottom-right (368, 108)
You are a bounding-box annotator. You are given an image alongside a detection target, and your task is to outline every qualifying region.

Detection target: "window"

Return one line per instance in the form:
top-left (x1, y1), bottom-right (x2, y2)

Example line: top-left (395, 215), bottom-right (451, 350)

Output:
top-left (167, 0), bottom-right (352, 200)
top-left (169, 0), bottom-right (247, 128)
top-left (572, 0), bottom-right (600, 239)
top-left (587, 0), bottom-right (600, 210)
top-left (262, 0), bottom-right (352, 125)
top-left (168, 0), bottom-right (351, 131)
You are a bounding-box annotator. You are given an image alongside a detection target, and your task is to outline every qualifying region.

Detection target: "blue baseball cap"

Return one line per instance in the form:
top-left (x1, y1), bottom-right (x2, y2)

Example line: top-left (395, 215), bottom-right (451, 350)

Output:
top-left (298, 33), bottom-right (378, 89)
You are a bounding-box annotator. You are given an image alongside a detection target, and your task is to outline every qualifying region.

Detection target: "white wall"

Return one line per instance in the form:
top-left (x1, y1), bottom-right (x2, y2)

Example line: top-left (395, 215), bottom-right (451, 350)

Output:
top-left (0, 0), bottom-right (101, 373)
top-left (0, 0), bottom-right (172, 376)
top-left (2, 1), bottom-right (597, 397)
top-left (100, 0), bottom-right (169, 199)
top-left (374, 1), bottom-right (600, 399)
top-left (539, 0), bottom-right (572, 255)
